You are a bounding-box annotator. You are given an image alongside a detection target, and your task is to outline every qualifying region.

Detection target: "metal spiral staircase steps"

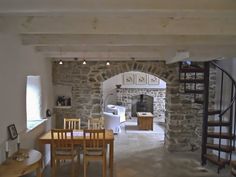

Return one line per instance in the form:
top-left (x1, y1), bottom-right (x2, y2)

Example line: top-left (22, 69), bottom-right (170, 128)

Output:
top-left (203, 154), bottom-right (229, 168)
top-left (179, 61), bottom-right (236, 173)
top-left (206, 143), bottom-right (234, 153)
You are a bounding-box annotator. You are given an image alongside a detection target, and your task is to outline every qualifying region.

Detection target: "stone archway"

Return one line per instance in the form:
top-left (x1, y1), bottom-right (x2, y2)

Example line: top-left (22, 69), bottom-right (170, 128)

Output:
top-left (53, 60), bottom-right (203, 151)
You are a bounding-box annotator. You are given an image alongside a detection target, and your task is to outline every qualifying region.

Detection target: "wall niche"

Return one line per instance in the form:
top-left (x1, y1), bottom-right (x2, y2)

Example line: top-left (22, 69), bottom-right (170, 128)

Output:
top-left (54, 84), bottom-right (72, 108)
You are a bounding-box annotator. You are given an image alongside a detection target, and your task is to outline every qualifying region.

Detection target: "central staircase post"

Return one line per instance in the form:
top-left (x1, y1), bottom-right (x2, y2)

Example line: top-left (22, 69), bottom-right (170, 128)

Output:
top-left (201, 62), bottom-right (209, 165)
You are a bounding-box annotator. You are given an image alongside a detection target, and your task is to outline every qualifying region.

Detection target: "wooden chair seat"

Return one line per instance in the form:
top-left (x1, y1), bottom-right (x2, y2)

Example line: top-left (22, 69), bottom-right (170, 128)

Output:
top-left (55, 148), bottom-right (78, 156)
top-left (85, 148), bottom-right (105, 156)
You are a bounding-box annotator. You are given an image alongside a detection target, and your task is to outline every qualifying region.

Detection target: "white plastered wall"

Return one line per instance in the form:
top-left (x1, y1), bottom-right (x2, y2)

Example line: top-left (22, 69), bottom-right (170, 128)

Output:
top-left (0, 29), bottom-right (53, 163)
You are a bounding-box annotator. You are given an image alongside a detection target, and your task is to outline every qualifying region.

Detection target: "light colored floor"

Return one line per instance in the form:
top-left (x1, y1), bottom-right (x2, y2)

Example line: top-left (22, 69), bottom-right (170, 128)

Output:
top-left (26, 118), bottom-right (232, 177)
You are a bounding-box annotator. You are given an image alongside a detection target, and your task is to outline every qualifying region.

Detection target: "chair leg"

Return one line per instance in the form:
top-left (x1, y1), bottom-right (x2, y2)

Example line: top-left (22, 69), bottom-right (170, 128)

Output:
top-left (83, 160), bottom-right (88, 177)
top-left (78, 153), bottom-right (80, 170)
top-left (103, 157), bottom-right (107, 177)
top-left (77, 148), bottom-right (81, 176)
top-left (71, 159), bottom-right (75, 177)
top-left (52, 159), bottom-right (56, 177)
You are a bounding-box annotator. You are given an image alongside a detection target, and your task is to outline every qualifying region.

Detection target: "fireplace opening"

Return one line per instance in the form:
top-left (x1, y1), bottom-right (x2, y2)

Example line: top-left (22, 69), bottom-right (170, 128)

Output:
top-left (131, 94), bottom-right (153, 117)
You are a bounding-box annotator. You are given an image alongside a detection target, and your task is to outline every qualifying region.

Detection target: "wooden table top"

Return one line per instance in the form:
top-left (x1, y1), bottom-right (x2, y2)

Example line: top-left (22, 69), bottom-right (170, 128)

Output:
top-left (38, 129), bottom-right (114, 142)
top-left (137, 112), bottom-right (153, 117)
top-left (0, 149), bottom-right (42, 177)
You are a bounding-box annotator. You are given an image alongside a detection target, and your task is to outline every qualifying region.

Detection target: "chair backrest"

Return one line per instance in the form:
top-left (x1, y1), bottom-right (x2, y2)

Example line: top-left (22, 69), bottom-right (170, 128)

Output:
top-left (83, 129), bottom-right (106, 154)
top-left (64, 118), bottom-right (81, 130)
top-left (51, 129), bottom-right (74, 154)
top-left (87, 118), bottom-right (104, 129)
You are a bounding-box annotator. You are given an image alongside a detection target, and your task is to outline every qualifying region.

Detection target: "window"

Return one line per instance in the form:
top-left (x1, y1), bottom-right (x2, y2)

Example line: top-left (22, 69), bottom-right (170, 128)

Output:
top-left (26, 76), bottom-right (43, 129)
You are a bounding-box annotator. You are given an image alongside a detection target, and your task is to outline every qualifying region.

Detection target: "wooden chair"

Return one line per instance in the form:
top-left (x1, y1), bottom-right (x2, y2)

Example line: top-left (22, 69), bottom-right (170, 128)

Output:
top-left (83, 129), bottom-right (107, 177)
top-left (51, 129), bottom-right (78, 177)
top-left (64, 118), bottom-right (81, 130)
top-left (87, 117), bottom-right (104, 129)
top-left (64, 118), bottom-right (82, 161)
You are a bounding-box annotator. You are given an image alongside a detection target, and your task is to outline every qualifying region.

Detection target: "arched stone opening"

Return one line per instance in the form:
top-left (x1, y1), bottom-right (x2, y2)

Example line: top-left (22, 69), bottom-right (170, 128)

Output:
top-left (53, 61), bottom-right (203, 152)
top-left (102, 71), bottom-right (166, 122)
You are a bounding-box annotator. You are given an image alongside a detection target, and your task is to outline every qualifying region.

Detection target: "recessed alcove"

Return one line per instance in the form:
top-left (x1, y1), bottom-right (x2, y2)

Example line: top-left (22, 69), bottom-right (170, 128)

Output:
top-left (131, 94), bottom-right (154, 117)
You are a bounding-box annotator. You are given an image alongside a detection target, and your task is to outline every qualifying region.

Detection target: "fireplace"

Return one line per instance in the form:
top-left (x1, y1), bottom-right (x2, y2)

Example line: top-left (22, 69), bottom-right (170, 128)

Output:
top-left (132, 94), bottom-right (153, 117)
top-left (136, 94), bottom-right (147, 112)
top-left (116, 88), bottom-right (165, 120)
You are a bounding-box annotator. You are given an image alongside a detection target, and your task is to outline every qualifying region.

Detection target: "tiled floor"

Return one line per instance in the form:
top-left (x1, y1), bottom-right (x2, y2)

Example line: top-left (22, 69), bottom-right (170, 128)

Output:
top-left (28, 118), bottom-right (231, 177)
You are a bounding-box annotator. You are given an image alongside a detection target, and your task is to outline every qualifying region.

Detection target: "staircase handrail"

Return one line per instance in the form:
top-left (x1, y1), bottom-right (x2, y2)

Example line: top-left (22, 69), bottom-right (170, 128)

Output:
top-left (210, 61), bottom-right (236, 116)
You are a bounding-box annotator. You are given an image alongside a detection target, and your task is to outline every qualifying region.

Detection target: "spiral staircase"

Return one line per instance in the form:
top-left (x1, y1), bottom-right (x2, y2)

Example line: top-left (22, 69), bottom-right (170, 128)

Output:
top-left (179, 61), bottom-right (236, 174)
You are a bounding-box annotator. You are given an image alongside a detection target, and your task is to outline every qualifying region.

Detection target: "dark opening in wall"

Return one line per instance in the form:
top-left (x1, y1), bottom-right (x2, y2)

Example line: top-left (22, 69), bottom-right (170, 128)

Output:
top-left (131, 94), bottom-right (153, 117)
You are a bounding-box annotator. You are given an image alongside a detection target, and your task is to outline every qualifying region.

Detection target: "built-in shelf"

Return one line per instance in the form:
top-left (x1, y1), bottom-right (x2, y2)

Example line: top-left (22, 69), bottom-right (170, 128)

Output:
top-left (54, 84), bottom-right (72, 107)
top-left (54, 106), bottom-right (72, 109)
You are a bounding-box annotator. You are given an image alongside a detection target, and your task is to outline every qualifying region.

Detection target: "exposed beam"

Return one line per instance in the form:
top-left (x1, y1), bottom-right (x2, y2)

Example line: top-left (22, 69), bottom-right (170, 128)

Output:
top-left (39, 45), bottom-right (236, 61)
top-left (35, 46), bottom-right (174, 52)
top-left (42, 51), bottom-right (169, 60)
top-left (34, 45), bottom-right (236, 53)
top-left (1, 0), bottom-right (236, 63)
top-left (3, 15), bottom-right (235, 35)
top-left (166, 46), bottom-right (236, 63)
top-left (0, 0), bottom-right (236, 14)
top-left (22, 34), bottom-right (236, 46)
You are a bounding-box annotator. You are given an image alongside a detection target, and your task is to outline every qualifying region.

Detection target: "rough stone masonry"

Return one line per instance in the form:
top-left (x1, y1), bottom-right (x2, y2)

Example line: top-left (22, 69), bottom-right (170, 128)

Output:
top-left (53, 60), bottom-right (215, 152)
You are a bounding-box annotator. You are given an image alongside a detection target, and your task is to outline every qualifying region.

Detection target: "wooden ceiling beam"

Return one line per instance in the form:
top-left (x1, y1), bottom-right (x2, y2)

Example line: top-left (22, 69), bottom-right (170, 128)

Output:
top-left (40, 45), bottom-right (236, 61)
top-left (12, 16), bottom-right (236, 35)
top-left (0, 0), bottom-right (236, 14)
top-left (35, 45), bottom-right (236, 53)
top-left (22, 34), bottom-right (236, 46)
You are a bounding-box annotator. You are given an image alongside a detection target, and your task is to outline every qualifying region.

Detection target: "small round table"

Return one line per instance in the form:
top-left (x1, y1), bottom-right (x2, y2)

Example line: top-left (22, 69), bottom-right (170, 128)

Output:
top-left (0, 149), bottom-right (42, 177)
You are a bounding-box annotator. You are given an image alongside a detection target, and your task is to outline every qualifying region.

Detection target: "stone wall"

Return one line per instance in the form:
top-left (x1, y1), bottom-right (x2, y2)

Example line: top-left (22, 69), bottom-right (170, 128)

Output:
top-left (52, 60), bottom-right (211, 151)
top-left (116, 88), bottom-right (166, 120)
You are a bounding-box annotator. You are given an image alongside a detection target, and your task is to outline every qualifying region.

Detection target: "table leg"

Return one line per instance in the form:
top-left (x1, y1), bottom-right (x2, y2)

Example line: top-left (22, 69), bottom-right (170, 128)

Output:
top-left (36, 166), bottom-right (42, 177)
top-left (38, 142), bottom-right (45, 167)
top-left (38, 143), bottom-right (45, 177)
top-left (109, 141), bottom-right (114, 177)
top-left (50, 144), bottom-right (53, 167)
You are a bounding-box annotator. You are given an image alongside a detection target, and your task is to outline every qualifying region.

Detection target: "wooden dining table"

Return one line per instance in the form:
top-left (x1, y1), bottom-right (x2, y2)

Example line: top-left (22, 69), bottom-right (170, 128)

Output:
top-left (38, 129), bottom-right (114, 177)
top-left (0, 149), bottom-right (42, 177)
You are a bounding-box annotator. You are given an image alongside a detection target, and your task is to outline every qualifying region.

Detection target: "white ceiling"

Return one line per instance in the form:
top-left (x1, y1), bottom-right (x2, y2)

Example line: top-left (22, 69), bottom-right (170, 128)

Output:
top-left (0, 0), bottom-right (236, 63)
